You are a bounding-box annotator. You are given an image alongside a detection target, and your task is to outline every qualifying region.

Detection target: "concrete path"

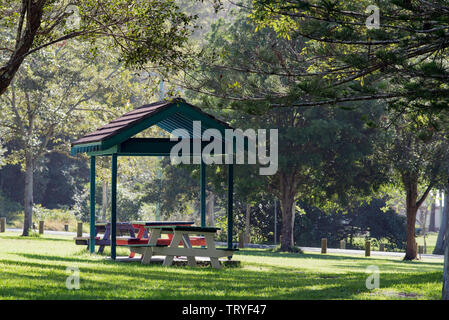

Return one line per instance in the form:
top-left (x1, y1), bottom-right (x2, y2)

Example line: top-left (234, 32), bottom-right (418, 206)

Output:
top-left (6, 229), bottom-right (444, 260)
top-left (6, 228), bottom-right (88, 237)
top-left (216, 241), bottom-right (444, 260)
top-left (299, 246), bottom-right (443, 260)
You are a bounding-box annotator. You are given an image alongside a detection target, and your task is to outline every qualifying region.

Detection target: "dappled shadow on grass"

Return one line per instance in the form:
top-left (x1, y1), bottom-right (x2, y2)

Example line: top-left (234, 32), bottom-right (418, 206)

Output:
top-left (15, 250), bottom-right (443, 276)
top-left (0, 257), bottom-right (365, 299)
top-left (0, 252), bottom-right (443, 300)
top-left (15, 253), bottom-right (109, 264)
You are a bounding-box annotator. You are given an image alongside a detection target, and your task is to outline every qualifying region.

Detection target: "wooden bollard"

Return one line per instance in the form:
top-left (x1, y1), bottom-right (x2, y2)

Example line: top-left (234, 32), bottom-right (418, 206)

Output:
top-left (379, 243), bottom-right (384, 252)
top-left (0, 217), bottom-right (5, 232)
top-left (365, 240), bottom-right (371, 257)
top-left (340, 240), bottom-right (346, 249)
top-left (238, 232), bottom-right (245, 249)
top-left (321, 238), bottom-right (327, 254)
top-left (64, 224), bottom-right (69, 232)
top-left (77, 222), bottom-right (83, 237)
top-left (418, 245), bottom-right (424, 254)
top-left (39, 221), bottom-right (44, 234)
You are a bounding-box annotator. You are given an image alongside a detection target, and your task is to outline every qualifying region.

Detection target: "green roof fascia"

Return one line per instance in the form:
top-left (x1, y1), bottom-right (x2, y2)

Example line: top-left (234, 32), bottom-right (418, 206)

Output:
top-left (86, 145), bottom-right (119, 156)
top-left (71, 142), bottom-right (102, 156)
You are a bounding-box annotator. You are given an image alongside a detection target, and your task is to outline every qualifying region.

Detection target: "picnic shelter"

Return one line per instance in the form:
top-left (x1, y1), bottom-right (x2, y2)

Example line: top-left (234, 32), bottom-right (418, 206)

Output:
top-left (71, 98), bottom-right (236, 260)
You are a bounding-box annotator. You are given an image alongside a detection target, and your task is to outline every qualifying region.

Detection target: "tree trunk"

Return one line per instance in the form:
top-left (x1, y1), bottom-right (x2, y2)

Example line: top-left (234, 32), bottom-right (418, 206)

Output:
top-left (280, 196), bottom-right (295, 251)
top-left (422, 209), bottom-right (428, 253)
top-left (207, 193), bottom-right (215, 226)
top-left (22, 156), bottom-right (34, 236)
top-left (245, 204), bottom-right (251, 245)
top-left (443, 243), bottom-right (449, 299)
top-left (434, 191), bottom-right (448, 254)
top-left (429, 195), bottom-right (436, 232)
top-left (405, 204), bottom-right (418, 260)
top-left (443, 211), bottom-right (449, 299)
top-left (278, 172), bottom-right (298, 251)
top-left (403, 176), bottom-right (419, 260)
top-left (291, 204), bottom-right (296, 245)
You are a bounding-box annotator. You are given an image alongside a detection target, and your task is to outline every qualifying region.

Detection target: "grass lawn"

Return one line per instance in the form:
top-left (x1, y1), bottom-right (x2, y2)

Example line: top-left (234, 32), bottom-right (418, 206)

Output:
top-left (0, 232), bottom-right (444, 300)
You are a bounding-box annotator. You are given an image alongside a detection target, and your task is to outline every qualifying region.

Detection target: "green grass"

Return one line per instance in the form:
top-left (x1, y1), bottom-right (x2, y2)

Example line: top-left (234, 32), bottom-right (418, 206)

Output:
top-left (7, 210), bottom-right (89, 233)
top-left (0, 232), bottom-right (444, 300)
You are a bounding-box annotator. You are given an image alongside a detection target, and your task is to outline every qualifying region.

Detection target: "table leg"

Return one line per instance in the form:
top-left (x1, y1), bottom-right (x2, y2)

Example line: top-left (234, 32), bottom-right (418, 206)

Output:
top-left (99, 225), bottom-right (110, 254)
top-left (182, 234), bottom-right (197, 267)
top-left (141, 247), bottom-right (153, 264)
top-left (135, 225), bottom-right (146, 239)
top-left (129, 225), bottom-right (146, 259)
top-left (140, 228), bottom-right (161, 264)
top-left (163, 232), bottom-right (183, 267)
top-left (204, 234), bottom-right (221, 269)
top-left (128, 224), bottom-right (136, 238)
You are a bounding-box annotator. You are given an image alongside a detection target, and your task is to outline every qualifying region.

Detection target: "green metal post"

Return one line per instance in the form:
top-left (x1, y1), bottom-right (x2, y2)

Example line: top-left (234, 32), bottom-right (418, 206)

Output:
top-left (200, 160), bottom-right (206, 227)
top-left (227, 164), bottom-right (234, 250)
top-left (111, 153), bottom-right (118, 260)
top-left (155, 156), bottom-right (162, 221)
top-left (90, 156), bottom-right (96, 254)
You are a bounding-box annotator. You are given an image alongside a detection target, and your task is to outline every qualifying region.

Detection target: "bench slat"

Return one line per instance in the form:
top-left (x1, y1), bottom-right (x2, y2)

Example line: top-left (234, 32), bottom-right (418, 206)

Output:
top-left (141, 247), bottom-right (235, 258)
top-left (132, 221), bottom-right (194, 226)
top-left (147, 226), bottom-right (220, 233)
top-left (73, 236), bottom-right (100, 240)
top-left (124, 244), bottom-right (168, 247)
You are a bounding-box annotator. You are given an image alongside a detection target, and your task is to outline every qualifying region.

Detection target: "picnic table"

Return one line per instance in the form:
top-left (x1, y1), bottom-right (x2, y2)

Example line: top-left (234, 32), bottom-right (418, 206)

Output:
top-left (128, 221), bottom-right (206, 258)
top-left (126, 225), bottom-right (237, 269)
top-left (74, 221), bottom-right (206, 256)
top-left (74, 222), bottom-right (137, 253)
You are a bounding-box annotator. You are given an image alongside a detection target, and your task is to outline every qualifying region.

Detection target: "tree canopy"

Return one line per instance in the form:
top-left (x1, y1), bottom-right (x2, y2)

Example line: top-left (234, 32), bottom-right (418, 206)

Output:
top-left (0, 0), bottom-right (198, 96)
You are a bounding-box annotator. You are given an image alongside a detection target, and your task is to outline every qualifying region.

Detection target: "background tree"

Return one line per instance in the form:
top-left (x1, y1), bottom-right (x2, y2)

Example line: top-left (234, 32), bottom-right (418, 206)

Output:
top-left (295, 198), bottom-right (407, 250)
top-left (0, 0), bottom-right (197, 96)
top-left (378, 113), bottom-right (449, 259)
top-left (184, 11), bottom-right (389, 250)
top-left (0, 41), bottom-right (149, 235)
top-left (247, 0), bottom-right (449, 117)
top-left (434, 189), bottom-right (449, 254)
top-left (429, 191), bottom-right (437, 232)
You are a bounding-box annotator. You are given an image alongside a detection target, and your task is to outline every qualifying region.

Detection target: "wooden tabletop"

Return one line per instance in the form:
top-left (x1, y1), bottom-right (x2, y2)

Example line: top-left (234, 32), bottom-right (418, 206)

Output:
top-left (145, 226), bottom-right (220, 233)
top-left (94, 222), bottom-right (134, 227)
top-left (131, 221), bottom-right (194, 226)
